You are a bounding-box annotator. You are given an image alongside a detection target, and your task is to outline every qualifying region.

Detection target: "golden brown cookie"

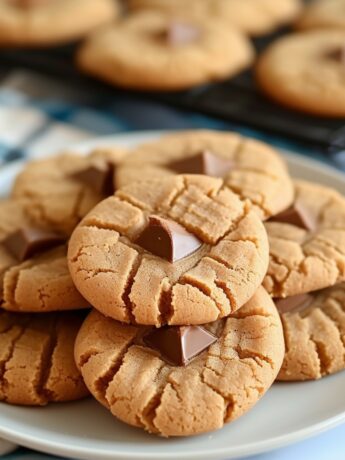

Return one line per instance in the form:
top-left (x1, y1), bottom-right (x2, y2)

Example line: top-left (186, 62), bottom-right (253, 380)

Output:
top-left (75, 287), bottom-right (284, 437)
top-left (118, 130), bottom-right (294, 220)
top-left (12, 148), bottom-right (126, 236)
top-left (296, 0), bottom-right (345, 31)
top-left (0, 0), bottom-right (119, 47)
top-left (77, 11), bottom-right (254, 91)
top-left (264, 180), bottom-right (345, 297)
top-left (0, 310), bottom-right (88, 406)
top-left (256, 30), bottom-right (345, 117)
top-left (127, 0), bottom-right (302, 36)
top-left (276, 284), bottom-right (345, 381)
top-left (0, 199), bottom-right (88, 312)
top-left (68, 175), bottom-right (269, 326)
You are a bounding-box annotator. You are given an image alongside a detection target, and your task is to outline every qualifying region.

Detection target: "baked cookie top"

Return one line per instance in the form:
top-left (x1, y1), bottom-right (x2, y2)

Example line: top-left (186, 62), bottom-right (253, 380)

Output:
top-left (0, 310), bottom-right (88, 406)
top-left (68, 175), bottom-right (269, 326)
top-left (118, 130), bottom-right (294, 220)
top-left (276, 283), bottom-right (345, 381)
top-left (127, 0), bottom-right (302, 36)
top-left (256, 30), bottom-right (345, 117)
top-left (296, 0), bottom-right (345, 31)
top-left (77, 11), bottom-right (254, 91)
top-left (264, 180), bottom-right (345, 297)
top-left (12, 148), bottom-right (126, 236)
top-left (0, 0), bottom-right (119, 46)
top-left (0, 199), bottom-right (88, 312)
top-left (75, 287), bottom-right (284, 437)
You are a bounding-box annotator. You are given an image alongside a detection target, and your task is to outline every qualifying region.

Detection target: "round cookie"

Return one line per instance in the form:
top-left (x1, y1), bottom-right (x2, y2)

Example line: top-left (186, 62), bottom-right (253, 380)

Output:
top-left (12, 147), bottom-right (126, 236)
top-left (0, 199), bottom-right (89, 312)
top-left (75, 286), bottom-right (284, 437)
top-left (68, 174), bottom-right (269, 326)
top-left (276, 283), bottom-right (345, 381)
top-left (0, 0), bottom-right (119, 47)
top-left (77, 11), bottom-right (254, 91)
top-left (0, 310), bottom-right (89, 406)
top-left (117, 130), bottom-right (294, 220)
top-left (264, 180), bottom-right (345, 298)
top-left (256, 30), bottom-right (345, 117)
top-left (127, 0), bottom-right (302, 36)
top-left (296, 0), bottom-right (345, 31)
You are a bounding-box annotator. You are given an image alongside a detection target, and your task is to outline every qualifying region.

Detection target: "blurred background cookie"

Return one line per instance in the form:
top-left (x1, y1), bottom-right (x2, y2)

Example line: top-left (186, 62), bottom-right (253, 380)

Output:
top-left (127, 0), bottom-right (302, 36)
top-left (256, 30), bottom-right (345, 117)
top-left (296, 0), bottom-right (345, 31)
top-left (0, 0), bottom-right (119, 47)
top-left (77, 11), bottom-right (254, 91)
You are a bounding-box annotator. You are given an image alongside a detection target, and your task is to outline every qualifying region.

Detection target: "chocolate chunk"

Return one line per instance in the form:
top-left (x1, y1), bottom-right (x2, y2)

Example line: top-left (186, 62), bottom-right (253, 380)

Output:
top-left (325, 46), bottom-right (345, 64)
top-left (71, 162), bottom-right (115, 196)
top-left (161, 21), bottom-right (201, 46)
top-left (275, 293), bottom-right (314, 314)
top-left (269, 202), bottom-right (316, 231)
top-left (135, 216), bottom-right (202, 263)
top-left (144, 325), bottom-right (217, 366)
top-left (2, 227), bottom-right (64, 262)
top-left (169, 150), bottom-right (234, 177)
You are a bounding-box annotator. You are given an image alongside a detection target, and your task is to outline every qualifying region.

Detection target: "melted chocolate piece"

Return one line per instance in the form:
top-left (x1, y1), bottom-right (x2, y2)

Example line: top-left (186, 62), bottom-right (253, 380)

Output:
top-left (326, 46), bottom-right (345, 65)
top-left (169, 150), bottom-right (234, 177)
top-left (160, 21), bottom-right (201, 46)
top-left (144, 325), bottom-right (217, 366)
top-left (275, 293), bottom-right (314, 314)
top-left (269, 202), bottom-right (316, 231)
top-left (71, 162), bottom-right (115, 196)
top-left (135, 216), bottom-right (202, 263)
top-left (2, 227), bottom-right (64, 262)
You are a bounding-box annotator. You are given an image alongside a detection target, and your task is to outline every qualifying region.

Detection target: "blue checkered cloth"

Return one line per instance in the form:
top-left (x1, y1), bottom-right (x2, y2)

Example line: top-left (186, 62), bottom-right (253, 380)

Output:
top-left (1, 70), bottom-right (345, 460)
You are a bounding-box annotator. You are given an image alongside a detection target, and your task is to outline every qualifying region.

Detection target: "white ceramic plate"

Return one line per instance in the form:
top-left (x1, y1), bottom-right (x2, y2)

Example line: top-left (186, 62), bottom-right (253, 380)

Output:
top-left (1, 131), bottom-right (345, 460)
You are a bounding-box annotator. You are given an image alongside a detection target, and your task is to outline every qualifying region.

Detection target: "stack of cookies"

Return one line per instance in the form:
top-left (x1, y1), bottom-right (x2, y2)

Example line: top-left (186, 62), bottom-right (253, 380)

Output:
top-left (1, 129), bottom-right (345, 437)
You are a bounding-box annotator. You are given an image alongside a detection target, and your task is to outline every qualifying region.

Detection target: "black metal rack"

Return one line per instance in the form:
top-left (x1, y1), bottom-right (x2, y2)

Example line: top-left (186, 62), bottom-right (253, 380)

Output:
top-left (0, 27), bottom-right (344, 161)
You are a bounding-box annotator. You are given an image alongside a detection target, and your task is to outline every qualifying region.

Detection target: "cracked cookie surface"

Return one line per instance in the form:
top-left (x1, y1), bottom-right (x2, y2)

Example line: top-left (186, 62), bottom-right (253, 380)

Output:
top-left (75, 286), bottom-right (284, 437)
top-left (0, 199), bottom-right (89, 312)
top-left (264, 180), bottom-right (345, 297)
top-left (12, 148), bottom-right (126, 236)
top-left (277, 283), bottom-right (345, 381)
top-left (77, 11), bottom-right (254, 91)
top-left (68, 175), bottom-right (269, 326)
top-left (0, 0), bottom-right (119, 47)
top-left (127, 0), bottom-right (302, 36)
top-left (256, 30), bottom-right (345, 117)
top-left (0, 310), bottom-right (89, 406)
top-left (117, 130), bottom-right (294, 220)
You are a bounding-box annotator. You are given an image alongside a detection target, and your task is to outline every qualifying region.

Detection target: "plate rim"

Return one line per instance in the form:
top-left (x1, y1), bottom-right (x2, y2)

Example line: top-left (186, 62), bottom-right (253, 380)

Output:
top-left (0, 130), bottom-right (345, 460)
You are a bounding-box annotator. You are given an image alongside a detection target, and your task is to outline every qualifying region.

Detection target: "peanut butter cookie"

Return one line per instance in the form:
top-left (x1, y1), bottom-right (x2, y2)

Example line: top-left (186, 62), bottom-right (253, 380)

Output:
top-left (117, 130), bottom-right (294, 220)
top-left (256, 30), bottom-right (345, 117)
top-left (77, 11), bottom-right (254, 91)
top-left (75, 287), bottom-right (284, 436)
top-left (0, 310), bottom-right (88, 405)
top-left (12, 148), bottom-right (126, 236)
top-left (276, 284), bottom-right (345, 380)
top-left (68, 175), bottom-right (269, 326)
top-left (0, 0), bottom-right (119, 47)
top-left (264, 180), bottom-right (345, 297)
